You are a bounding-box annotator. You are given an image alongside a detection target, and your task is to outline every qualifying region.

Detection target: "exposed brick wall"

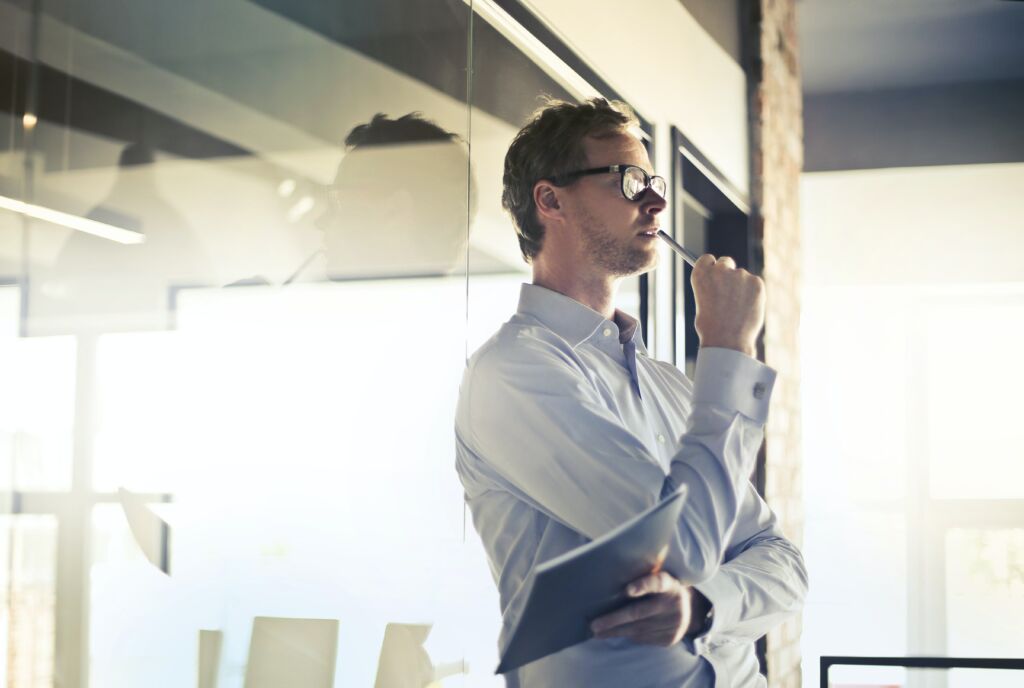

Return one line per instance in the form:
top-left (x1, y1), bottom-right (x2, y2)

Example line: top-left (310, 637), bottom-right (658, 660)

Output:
top-left (746, 0), bottom-right (805, 686)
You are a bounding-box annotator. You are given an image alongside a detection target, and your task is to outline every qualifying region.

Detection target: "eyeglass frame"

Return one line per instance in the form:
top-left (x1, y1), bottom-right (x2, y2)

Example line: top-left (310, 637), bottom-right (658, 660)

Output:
top-left (545, 164), bottom-right (667, 202)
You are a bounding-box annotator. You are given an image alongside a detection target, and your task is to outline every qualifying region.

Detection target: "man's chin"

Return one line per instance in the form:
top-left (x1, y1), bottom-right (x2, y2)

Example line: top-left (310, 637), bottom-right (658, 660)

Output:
top-left (612, 254), bottom-right (658, 278)
top-left (631, 248), bottom-right (660, 276)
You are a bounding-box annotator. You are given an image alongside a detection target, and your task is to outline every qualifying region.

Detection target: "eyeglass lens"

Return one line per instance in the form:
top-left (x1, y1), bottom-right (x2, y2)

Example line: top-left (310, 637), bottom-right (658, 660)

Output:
top-left (622, 166), bottom-right (666, 200)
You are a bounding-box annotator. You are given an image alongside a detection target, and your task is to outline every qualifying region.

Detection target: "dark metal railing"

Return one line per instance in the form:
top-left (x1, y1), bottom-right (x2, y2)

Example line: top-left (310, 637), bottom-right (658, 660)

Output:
top-left (820, 655), bottom-right (1024, 688)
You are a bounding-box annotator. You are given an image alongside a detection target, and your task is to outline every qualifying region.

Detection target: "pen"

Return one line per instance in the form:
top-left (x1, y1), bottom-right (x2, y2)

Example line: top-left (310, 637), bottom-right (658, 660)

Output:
top-left (656, 230), bottom-right (699, 267)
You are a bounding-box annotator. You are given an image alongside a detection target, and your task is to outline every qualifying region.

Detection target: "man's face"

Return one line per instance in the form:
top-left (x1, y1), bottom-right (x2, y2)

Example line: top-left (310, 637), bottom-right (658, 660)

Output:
top-left (315, 142), bottom-right (469, 277)
top-left (560, 132), bottom-right (666, 277)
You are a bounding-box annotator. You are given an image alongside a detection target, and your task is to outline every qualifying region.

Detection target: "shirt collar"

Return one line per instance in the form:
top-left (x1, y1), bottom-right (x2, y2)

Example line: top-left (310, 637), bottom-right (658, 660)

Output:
top-left (516, 283), bottom-right (649, 354)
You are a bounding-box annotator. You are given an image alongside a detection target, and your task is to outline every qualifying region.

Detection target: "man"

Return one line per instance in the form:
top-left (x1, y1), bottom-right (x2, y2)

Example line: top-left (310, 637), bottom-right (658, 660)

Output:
top-left (455, 98), bottom-right (807, 687)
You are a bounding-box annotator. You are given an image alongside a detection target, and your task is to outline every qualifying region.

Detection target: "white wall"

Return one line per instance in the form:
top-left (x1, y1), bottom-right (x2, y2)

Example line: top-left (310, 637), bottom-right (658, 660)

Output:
top-left (802, 163), bottom-right (1024, 287)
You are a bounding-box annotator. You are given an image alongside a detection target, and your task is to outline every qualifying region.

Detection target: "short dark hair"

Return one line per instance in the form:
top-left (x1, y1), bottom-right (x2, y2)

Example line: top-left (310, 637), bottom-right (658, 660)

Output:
top-left (325, 113), bottom-right (475, 276)
top-left (334, 112), bottom-right (475, 221)
top-left (118, 142), bottom-right (155, 168)
top-left (501, 97), bottom-right (640, 262)
top-left (343, 112), bottom-right (460, 151)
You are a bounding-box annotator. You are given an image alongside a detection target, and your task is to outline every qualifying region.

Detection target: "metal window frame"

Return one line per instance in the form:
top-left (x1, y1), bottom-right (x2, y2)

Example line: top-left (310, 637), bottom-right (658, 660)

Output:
top-left (668, 125), bottom-right (755, 368)
top-left (820, 655), bottom-right (1024, 688)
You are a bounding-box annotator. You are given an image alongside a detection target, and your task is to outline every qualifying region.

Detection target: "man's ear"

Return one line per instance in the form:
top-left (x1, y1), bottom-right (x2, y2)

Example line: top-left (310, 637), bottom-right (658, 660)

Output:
top-left (533, 180), bottom-right (563, 224)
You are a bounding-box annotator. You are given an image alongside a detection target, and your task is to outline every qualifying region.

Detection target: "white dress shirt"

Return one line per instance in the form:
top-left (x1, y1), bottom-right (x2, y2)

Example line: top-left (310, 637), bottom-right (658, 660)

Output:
top-left (455, 283), bottom-right (807, 687)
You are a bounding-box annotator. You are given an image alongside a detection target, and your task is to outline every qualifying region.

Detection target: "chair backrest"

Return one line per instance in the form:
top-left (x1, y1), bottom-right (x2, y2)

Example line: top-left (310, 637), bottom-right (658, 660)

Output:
top-left (197, 629), bottom-right (222, 688)
top-left (243, 616), bottom-right (339, 688)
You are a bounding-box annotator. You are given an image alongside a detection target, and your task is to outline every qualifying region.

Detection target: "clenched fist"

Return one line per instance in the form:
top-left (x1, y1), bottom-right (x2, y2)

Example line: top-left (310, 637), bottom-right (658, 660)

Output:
top-left (691, 254), bottom-right (766, 358)
top-left (590, 571), bottom-right (697, 647)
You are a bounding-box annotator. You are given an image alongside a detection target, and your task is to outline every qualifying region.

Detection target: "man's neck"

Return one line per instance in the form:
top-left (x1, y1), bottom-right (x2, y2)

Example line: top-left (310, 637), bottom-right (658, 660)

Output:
top-left (532, 263), bottom-right (619, 320)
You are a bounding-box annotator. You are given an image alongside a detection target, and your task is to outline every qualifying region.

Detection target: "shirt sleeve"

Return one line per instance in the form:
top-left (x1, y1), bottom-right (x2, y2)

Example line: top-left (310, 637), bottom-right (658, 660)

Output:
top-left (689, 484), bottom-right (808, 652)
top-left (458, 334), bottom-right (777, 584)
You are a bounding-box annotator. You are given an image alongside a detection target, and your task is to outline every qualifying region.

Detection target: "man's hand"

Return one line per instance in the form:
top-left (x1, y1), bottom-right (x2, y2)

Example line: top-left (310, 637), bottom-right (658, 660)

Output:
top-left (589, 571), bottom-right (703, 647)
top-left (691, 254), bottom-right (766, 358)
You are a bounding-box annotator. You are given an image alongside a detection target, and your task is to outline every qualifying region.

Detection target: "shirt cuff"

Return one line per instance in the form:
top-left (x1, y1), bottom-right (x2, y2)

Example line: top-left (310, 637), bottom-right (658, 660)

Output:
top-left (693, 347), bottom-right (777, 424)
top-left (691, 568), bottom-right (742, 648)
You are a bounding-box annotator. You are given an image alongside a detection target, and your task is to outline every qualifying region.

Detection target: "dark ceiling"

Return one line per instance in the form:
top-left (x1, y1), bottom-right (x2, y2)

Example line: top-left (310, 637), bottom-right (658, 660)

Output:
top-left (798, 0), bottom-right (1024, 94)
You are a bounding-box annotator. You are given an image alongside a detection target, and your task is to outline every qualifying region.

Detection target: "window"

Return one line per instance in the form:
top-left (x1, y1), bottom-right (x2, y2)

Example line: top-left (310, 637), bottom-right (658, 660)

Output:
top-left (801, 283), bottom-right (1024, 688)
top-left (669, 127), bottom-right (753, 376)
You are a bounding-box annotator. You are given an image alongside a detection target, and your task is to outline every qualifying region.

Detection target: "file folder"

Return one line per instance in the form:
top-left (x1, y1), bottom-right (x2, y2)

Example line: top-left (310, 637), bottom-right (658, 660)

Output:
top-left (496, 487), bottom-right (688, 674)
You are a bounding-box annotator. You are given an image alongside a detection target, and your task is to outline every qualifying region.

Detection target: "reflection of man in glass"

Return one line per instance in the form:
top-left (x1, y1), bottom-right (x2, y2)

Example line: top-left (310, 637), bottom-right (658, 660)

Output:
top-left (311, 113), bottom-right (471, 281)
top-left (455, 98), bottom-right (807, 686)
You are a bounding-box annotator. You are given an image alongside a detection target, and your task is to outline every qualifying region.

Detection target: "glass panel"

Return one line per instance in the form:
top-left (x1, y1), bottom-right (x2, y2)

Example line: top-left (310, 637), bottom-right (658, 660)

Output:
top-left (0, 317), bottom-right (75, 492)
top-left (801, 287), bottom-right (910, 507)
top-left (6, 0), bottom-right (478, 684)
top-left (0, 514), bottom-right (59, 688)
top-left (800, 512), bottom-right (908, 688)
top-left (90, 503), bottom-right (196, 687)
top-left (0, 287), bottom-right (16, 337)
top-left (92, 330), bottom-right (183, 493)
top-left (801, 287), bottom-right (913, 688)
top-left (925, 292), bottom-right (1024, 499)
top-left (946, 528), bottom-right (1024, 688)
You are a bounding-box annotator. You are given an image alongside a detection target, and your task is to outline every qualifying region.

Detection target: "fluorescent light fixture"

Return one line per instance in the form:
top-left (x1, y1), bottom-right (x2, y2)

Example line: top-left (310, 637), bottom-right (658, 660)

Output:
top-left (468, 0), bottom-right (601, 102)
top-left (0, 194), bottom-right (145, 244)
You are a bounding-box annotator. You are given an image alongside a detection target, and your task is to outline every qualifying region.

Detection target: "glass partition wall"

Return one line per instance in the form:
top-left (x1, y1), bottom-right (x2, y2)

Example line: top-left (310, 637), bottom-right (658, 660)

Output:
top-left (0, 1), bottom-right (656, 686)
top-left (3, 0), bottom-right (476, 686)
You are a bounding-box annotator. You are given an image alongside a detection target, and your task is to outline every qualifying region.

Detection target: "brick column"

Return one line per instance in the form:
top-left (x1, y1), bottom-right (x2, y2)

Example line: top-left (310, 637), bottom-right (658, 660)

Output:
top-left (745, 0), bottom-right (805, 686)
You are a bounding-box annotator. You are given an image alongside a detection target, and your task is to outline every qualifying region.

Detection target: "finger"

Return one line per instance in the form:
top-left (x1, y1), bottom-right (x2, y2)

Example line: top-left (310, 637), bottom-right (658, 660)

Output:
top-left (627, 571), bottom-right (676, 597)
top-left (593, 616), bottom-right (681, 641)
top-left (591, 599), bottom-right (660, 633)
top-left (694, 253), bottom-right (717, 269)
top-left (714, 255), bottom-right (736, 269)
top-left (591, 597), bottom-right (668, 634)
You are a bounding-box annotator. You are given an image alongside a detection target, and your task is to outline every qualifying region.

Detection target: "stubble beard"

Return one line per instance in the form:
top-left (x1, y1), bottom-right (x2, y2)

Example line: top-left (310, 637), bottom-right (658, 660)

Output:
top-left (579, 210), bottom-right (657, 277)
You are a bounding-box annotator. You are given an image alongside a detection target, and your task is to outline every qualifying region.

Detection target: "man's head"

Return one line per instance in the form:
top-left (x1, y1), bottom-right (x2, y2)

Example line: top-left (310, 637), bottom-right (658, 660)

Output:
top-left (319, 112), bottom-right (474, 278)
top-left (501, 98), bottom-right (665, 277)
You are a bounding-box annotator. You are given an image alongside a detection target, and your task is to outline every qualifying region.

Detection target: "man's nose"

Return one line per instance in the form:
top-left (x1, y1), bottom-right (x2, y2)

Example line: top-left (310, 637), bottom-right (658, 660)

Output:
top-left (639, 187), bottom-right (666, 215)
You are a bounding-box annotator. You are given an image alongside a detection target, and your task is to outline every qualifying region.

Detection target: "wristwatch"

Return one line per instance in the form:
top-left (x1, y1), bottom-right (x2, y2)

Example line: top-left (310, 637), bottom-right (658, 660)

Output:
top-left (685, 599), bottom-right (714, 642)
top-left (697, 606), bottom-right (714, 636)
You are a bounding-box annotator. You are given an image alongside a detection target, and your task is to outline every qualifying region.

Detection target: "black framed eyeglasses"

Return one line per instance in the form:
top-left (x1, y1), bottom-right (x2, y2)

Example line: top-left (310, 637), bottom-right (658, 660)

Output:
top-left (548, 164), bottom-right (667, 201)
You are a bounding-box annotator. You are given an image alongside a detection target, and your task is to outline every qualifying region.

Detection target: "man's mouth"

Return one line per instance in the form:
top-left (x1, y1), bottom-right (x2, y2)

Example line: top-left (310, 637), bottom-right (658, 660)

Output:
top-left (638, 228), bottom-right (659, 238)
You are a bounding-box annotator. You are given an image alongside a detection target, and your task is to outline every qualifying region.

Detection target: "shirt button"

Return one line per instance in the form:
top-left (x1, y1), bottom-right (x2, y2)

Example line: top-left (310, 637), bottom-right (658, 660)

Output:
top-left (657, 434), bottom-right (666, 444)
top-left (602, 328), bottom-right (612, 337)
top-left (753, 382), bottom-right (766, 399)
